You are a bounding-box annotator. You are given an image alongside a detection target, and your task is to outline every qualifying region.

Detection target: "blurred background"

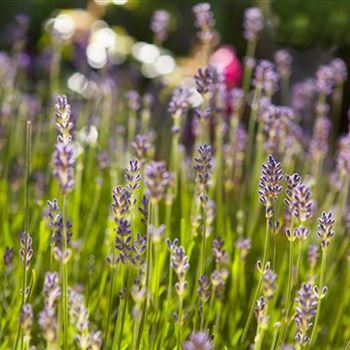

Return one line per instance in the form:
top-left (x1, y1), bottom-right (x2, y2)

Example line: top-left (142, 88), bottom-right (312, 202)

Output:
top-left (1, 0), bottom-right (350, 129)
top-left (2, 0), bottom-right (350, 56)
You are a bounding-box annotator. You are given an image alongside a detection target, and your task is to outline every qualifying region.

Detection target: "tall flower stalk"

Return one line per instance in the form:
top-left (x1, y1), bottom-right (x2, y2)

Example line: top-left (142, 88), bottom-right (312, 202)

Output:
top-left (241, 155), bottom-right (282, 345)
top-left (242, 7), bottom-right (264, 93)
top-left (14, 121), bottom-right (32, 350)
top-left (309, 212), bottom-right (335, 346)
top-left (194, 144), bottom-right (213, 278)
top-left (171, 245), bottom-right (189, 349)
top-left (52, 95), bottom-right (75, 349)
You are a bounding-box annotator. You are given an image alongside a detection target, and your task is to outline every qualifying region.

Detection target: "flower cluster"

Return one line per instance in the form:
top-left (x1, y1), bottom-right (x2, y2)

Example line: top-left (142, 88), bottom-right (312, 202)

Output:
top-left (243, 7), bottom-right (264, 42)
top-left (253, 60), bottom-right (279, 95)
top-left (316, 211), bottom-right (335, 250)
top-left (69, 287), bottom-right (102, 349)
top-left (38, 272), bottom-right (60, 344)
top-left (183, 331), bottom-right (213, 350)
top-left (171, 245), bottom-right (190, 296)
top-left (274, 49), bottom-right (292, 78)
top-left (145, 161), bottom-right (172, 203)
top-left (53, 95), bottom-right (75, 194)
top-left (192, 3), bottom-right (216, 44)
top-left (259, 155), bottom-right (283, 218)
top-left (295, 283), bottom-right (318, 346)
top-left (151, 10), bottom-right (170, 44)
top-left (194, 144), bottom-right (213, 203)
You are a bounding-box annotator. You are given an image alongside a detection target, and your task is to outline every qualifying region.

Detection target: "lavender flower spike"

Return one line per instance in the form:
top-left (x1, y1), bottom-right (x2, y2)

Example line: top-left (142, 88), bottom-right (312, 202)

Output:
top-left (55, 95), bottom-right (73, 144)
top-left (253, 60), bottom-right (279, 96)
top-left (259, 155), bottom-right (283, 218)
top-left (194, 144), bottom-right (213, 203)
top-left (274, 49), bottom-right (292, 78)
top-left (295, 283), bottom-right (318, 346)
top-left (20, 303), bottom-right (33, 336)
top-left (192, 3), bottom-right (216, 44)
top-left (151, 10), bottom-right (170, 45)
top-left (330, 58), bottom-right (347, 85)
top-left (316, 211), bottom-right (335, 250)
top-left (52, 142), bottom-right (75, 194)
top-left (316, 65), bottom-right (334, 96)
top-left (292, 183), bottom-right (313, 223)
top-left (145, 161), bottom-right (172, 203)
top-left (171, 245), bottom-right (190, 296)
top-left (243, 7), bottom-right (264, 42)
top-left (194, 65), bottom-right (220, 95)
top-left (183, 331), bottom-right (213, 350)
top-left (168, 85), bottom-right (191, 116)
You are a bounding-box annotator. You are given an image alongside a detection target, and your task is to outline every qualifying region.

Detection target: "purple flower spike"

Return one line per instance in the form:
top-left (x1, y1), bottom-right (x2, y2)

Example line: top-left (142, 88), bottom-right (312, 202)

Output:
top-left (243, 7), bottom-right (264, 42)
top-left (126, 90), bottom-right (141, 112)
top-left (255, 296), bottom-right (268, 324)
top-left (55, 95), bottom-right (73, 145)
top-left (316, 65), bottom-right (334, 96)
top-left (168, 86), bottom-right (191, 116)
top-left (274, 49), bottom-right (292, 77)
top-left (171, 245), bottom-right (190, 296)
top-left (308, 244), bottom-right (319, 271)
top-left (192, 3), bottom-right (216, 44)
top-left (112, 186), bottom-right (131, 222)
top-left (20, 304), bottom-right (33, 335)
top-left (295, 283), bottom-right (318, 346)
top-left (145, 161), bottom-right (172, 203)
top-left (183, 331), bottom-right (213, 350)
top-left (115, 219), bottom-right (132, 264)
top-left (198, 274), bottom-right (211, 303)
top-left (316, 211), bottom-right (335, 250)
top-left (236, 238), bottom-right (252, 261)
top-left (330, 58), bottom-right (347, 85)
top-left (52, 142), bottom-right (75, 194)
top-left (263, 269), bottom-right (277, 300)
top-left (258, 155), bottom-right (283, 218)
top-left (294, 226), bottom-right (310, 240)
top-left (151, 10), bottom-right (170, 44)
top-left (194, 144), bottom-right (213, 203)
top-left (253, 60), bottom-right (279, 95)
top-left (293, 183), bottom-right (313, 223)
top-left (3, 247), bottom-right (14, 267)
top-left (194, 65), bottom-right (221, 95)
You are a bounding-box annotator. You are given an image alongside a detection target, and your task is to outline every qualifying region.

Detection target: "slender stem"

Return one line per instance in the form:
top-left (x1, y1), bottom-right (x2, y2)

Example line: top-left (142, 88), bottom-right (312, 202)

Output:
top-left (278, 238), bottom-right (294, 347)
top-left (177, 295), bottom-right (183, 350)
top-left (104, 257), bottom-right (116, 348)
top-left (200, 203), bottom-right (207, 277)
top-left (241, 219), bottom-right (270, 345)
top-left (61, 194), bottom-right (69, 350)
top-left (310, 249), bottom-right (327, 346)
top-left (160, 258), bottom-right (173, 349)
top-left (15, 121), bottom-right (32, 350)
top-left (135, 200), bottom-right (153, 349)
top-left (245, 87), bottom-right (262, 178)
top-left (270, 325), bottom-right (279, 350)
top-left (295, 240), bottom-right (304, 286)
top-left (242, 40), bottom-right (256, 94)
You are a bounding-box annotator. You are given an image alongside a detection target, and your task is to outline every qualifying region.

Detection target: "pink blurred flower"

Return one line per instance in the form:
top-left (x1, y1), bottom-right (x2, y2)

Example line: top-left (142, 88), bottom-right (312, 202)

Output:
top-left (210, 45), bottom-right (242, 89)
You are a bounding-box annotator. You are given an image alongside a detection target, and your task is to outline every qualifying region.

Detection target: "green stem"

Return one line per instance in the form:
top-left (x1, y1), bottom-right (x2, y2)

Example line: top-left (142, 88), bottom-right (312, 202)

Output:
top-left (278, 238), bottom-right (294, 347)
top-left (242, 40), bottom-right (256, 94)
top-left (15, 121), bottom-right (32, 350)
top-left (61, 194), bottom-right (69, 350)
top-left (103, 258), bottom-right (116, 348)
top-left (241, 219), bottom-right (270, 345)
top-left (135, 200), bottom-right (153, 349)
top-left (177, 294), bottom-right (183, 350)
top-left (310, 249), bottom-right (327, 346)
